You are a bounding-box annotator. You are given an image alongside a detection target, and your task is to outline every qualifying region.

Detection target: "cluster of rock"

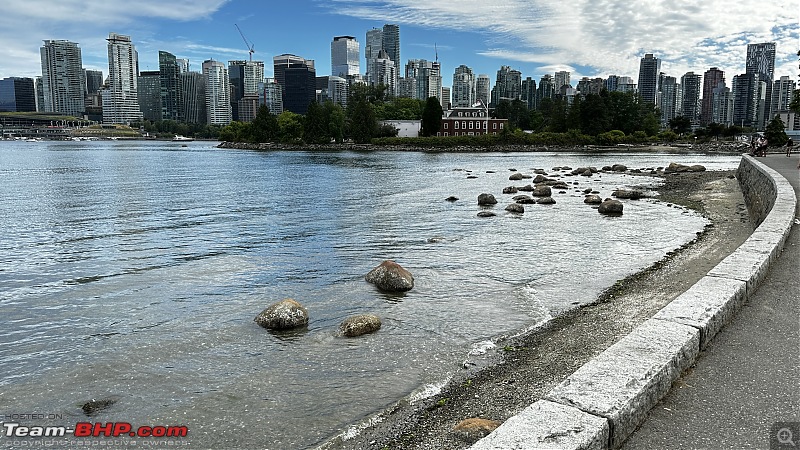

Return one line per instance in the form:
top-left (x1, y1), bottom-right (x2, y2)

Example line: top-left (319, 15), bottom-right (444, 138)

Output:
top-left (254, 260), bottom-right (415, 337)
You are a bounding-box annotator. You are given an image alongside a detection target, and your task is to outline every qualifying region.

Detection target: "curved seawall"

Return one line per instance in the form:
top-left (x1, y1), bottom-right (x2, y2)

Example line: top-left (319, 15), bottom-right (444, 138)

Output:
top-left (471, 154), bottom-right (797, 449)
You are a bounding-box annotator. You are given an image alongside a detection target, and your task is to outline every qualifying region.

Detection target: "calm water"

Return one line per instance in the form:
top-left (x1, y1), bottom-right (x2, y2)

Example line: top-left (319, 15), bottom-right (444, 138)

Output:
top-left (0, 140), bottom-right (739, 449)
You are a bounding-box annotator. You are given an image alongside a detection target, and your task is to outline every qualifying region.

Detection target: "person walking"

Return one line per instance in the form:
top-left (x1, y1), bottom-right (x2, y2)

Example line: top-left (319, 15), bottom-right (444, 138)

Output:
top-left (786, 138), bottom-right (794, 157)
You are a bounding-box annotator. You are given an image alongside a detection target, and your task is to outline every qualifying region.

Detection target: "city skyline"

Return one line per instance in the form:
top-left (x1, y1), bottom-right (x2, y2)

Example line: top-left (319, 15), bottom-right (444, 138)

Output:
top-left (0, 1), bottom-right (796, 88)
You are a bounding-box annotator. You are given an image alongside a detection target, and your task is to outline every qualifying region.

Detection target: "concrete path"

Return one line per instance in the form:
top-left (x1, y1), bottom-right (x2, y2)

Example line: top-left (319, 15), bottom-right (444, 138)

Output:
top-left (622, 155), bottom-right (800, 450)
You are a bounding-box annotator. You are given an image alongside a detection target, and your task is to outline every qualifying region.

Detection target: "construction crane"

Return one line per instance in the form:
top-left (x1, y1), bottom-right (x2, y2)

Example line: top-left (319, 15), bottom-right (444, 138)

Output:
top-left (235, 24), bottom-right (255, 61)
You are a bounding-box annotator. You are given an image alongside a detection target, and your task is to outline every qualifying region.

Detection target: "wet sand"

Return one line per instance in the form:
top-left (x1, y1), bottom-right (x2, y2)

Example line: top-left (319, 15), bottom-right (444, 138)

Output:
top-left (321, 168), bottom-right (753, 450)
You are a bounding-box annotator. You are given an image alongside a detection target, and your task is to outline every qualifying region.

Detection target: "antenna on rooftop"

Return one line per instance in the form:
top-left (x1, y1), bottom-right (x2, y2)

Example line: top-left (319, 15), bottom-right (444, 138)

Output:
top-left (235, 24), bottom-right (255, 61)
top-left (435, 43), bottom-right (438, 62)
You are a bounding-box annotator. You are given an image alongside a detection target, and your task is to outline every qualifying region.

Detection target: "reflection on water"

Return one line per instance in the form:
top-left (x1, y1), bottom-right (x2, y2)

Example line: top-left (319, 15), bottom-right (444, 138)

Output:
top-left (0, 140), bottom-right (739, 448)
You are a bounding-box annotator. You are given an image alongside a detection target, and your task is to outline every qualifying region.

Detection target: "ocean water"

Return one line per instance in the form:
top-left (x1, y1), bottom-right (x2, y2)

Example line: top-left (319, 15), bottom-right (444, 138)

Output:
top-left (0, 140), bottom-right (740, 449)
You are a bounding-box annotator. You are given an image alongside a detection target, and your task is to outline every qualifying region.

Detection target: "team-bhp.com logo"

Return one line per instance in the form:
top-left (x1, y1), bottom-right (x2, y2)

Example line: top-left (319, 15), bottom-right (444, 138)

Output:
top-left (3, 422), bottom-right (188, 438)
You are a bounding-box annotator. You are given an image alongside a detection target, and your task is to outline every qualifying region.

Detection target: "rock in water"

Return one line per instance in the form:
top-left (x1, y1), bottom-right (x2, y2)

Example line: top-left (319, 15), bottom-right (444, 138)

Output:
top-left (598, 199), bottom-right (624, 215)
top-left (82, 398), bottom-right (117, 416)
top-left (505, 204), bottom-right (524, 213)
top-left (340, 314), bottom-right (382, 337)
top-left (452, 418), bottom-right (501, 442)
top-left (254, 299), bottom-right (309, 330)
top-left (365, 260), bottom-right (414, 292)
top-left (477, 193), bottom-right (497, 205)
top-left (584, 194), bottom-right (603, 204)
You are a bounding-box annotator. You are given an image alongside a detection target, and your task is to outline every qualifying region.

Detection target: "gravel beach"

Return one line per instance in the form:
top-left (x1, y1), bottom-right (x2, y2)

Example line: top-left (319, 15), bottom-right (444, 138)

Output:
top-left (320, 168), bottom-right (753, 450)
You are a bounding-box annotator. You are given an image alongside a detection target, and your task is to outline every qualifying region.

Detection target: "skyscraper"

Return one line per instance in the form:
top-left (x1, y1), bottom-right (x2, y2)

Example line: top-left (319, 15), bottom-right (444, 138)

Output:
top-left (521, 77), bottom-right (536, 110)
top-left (732, 73), bottom-right (764, 129)
top-left (637, 53), bottom-right (661, 106)
top-left (137, 71), bottom-right (162, 121)
top-left (554, 71), bottom-right (571, 91)
top-left (372, 50), bottom-right (397, 95)
top-left (452, 65), bottom-right (475, 108)
top-left (331, 36), bottom-right (360, 78)
top-left (492, 65), bottom-right (522, 106)
top-left (701, 67), bottom-right (725, 125)
top-left (258, 79), bottom-right (283, 115)
top-left (475, 74), bottom-right (491, 106)
top-left (746, 42), bottom-right (776, 128)
top-left (229, 60), bottom-right (264, 121)
top-left (365, 28), bottom-right (383, 85)
top-left (537, 74), bottom-right (555, 105)
top-left (203, 59), bottom-right (232, 125)
top-left (381, 25), bottom-right (400, 73)
top-left (159, 51), bottom-right (184, 122)
top-left (712, 83), bottom-right (734, 127)
top-left (181, 71), bottom-right (207, 125)
top-left (84, 69), bottom-right (104, 96)
top-left (0, 77), bottom-right (36, 112)
top-left (405, 59), bottom-right (440, 101)
top-left (659, 74), bottom-right (680, 126)
top-left (40, 39), bottom-right (85, 116)
top-left (771, 76), bottom-right (796, 117)
top-left (681, 72), bottom-right (702, 127)
top-left (273, 54), bottom-right (316, 115)
top-left (102, 33), bottom-right (142, 124)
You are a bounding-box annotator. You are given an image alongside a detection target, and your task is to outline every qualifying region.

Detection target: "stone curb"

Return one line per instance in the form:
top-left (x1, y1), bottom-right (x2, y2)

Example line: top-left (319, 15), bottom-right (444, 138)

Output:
top-left (470, 155), bottom-right (796, 449)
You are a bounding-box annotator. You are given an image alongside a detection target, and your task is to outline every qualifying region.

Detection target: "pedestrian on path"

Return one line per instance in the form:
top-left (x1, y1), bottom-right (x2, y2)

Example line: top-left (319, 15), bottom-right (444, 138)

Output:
top-left (786, 138), bottom-right (794, 157)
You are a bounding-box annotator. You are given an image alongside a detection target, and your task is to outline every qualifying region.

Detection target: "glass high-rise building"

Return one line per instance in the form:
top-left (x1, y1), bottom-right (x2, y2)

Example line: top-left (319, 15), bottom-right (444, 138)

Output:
top-left (365, 28), bottom-right (383, 85)
top-left (522, 77), bottom-right (536, 110)
top-left (701, 67), bottom-right (725, 125)
top-left (229, 60), bottom-right (264, 121)
top-left (0, 77), bottom-right (36, 112)
top-left (331, 36), bottom-right (359, 78)
top-left (371, 50), bottom-right (397, 96)
top-left (203, 60), bottom-right (232, 125)
top-left (452, 65), bottom-right (475, 108)
top-left (746, 42), bottom-right (776, 128)
top-left (475, 74), bottom-right (491, 107)
top-left (681, 72), bottom-right (702, 127)
top-left (659, 74), bottom-right (680, 126)
top-left (492, 65), bottom-right (522, 106)
top-left (84, 69), bottom-right (103, 96)
top-left (181, 71), bottom-right (206, 125)
top-left (159, 51), bottom-right (184, 122)
top-left (40, 39), bottom-right (85, 116)
top-left (381, 24), bottom-right (400, 73)
top-left (637, 53), bottom-right (661, 106)
top-left (102, 33), bottom-right (142, 124)
top-left (137, 71), bottom-right (162, 121)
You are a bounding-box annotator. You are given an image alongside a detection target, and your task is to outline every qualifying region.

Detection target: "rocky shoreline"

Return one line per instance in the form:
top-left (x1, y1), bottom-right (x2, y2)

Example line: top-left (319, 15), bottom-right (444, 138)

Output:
top-left (318, 168), bottom-right (753, 450)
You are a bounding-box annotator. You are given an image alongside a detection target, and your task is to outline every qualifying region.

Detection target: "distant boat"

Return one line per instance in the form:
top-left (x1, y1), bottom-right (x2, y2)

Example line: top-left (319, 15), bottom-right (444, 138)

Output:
top-left (173, 135), bottom-right (193, 142)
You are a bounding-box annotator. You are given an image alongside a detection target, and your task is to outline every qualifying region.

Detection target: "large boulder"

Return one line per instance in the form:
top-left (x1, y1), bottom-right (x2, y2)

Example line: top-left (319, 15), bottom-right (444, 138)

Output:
top-left (611, 164), bottom-right (628, 172)
top-left (502, 186), bottom-right (518, 194)
top-left (509, 172), bottom-right (524, 181)
top-left (477, 211), bottom-right (496, 217)
top-left (531, 185), bottom-right (552, 197)
top-left (612, 189), bottom-right (645, 200)
top-left (255, 299), bottom-right (309, 330)
top-left (536, 196), bottom-right (556, 205)
top-left (477, 193), bottom-right (497, 205)
top-left (505, 203), bottom-right (525, 213)
top-left (365, 260), bottom-right (414, 292)
top-left (598, 199), bottom-right (624, 215)
top-left (340, 314), bottom-right (382, 337)
top-left (584, 194), bottom-right (603, 204)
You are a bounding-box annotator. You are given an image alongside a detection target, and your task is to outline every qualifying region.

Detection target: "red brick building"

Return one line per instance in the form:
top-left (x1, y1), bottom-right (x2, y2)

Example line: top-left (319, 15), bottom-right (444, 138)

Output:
top-left (439, 104), bottom-right (507, 136)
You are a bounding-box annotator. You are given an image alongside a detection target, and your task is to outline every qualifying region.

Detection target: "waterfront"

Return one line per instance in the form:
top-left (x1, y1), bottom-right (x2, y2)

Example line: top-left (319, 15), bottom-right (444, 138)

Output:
top-left (0, 140), bottom-right (740, 449)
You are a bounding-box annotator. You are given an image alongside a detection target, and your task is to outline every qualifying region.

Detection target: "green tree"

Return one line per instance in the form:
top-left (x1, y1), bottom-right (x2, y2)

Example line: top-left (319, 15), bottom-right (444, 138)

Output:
top-left (324, 101), bottom-right (346, 143)
top-left (580, 93), bottom-right (610, 136)
top-left (303, 101), bottom-right (329, 144)
top-left (277, 111), bottom-right (304, 144)
top-left (347, 99), bottom-right (377, 143)
top-left (764, 116), bottom-right (788, 146)
top-left (420, 96), bottom-right (443, 137)
top-left (669, 116), bottom-right (692, 135)
top-left (218, 121), bottom-right (253, 142)
top-left (251, 105), bottom-right (278, 142)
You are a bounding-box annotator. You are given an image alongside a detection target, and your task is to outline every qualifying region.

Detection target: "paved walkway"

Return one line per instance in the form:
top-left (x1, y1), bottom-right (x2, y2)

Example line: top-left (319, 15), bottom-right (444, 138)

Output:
top-left (623, 155), bottom-right (800, 449)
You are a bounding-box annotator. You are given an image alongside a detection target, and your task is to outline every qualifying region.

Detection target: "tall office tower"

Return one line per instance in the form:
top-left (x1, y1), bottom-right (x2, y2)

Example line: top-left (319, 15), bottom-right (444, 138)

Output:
top-left (637, 53), bottom-right (661, 105)
top-left (273, 55), bottom-right (316, 115)
top-left (554, 71), bottom-right (571, 90)
top-left (229, 60), bottom-right (265, 120)
top-left (521, 77), bottom-right (536, 110)
top-left (537, 74), bottom-right (555, 105)
top-left (746, 42), bottom-right (776, 128)
top-left (0, 77), bottom-right (36, 112)
top-left (40, 40), bottom-right (85, 116)
top-left (701, 67), bottom-right (724, 125)
top-left (84, 69), bottom-right (104, 95)
top-left (659, 75), bottom-right (680, 126)
top-left (397, 77), bottom-right (417, 99)
top-left (405, 59), bottom-right (440, 100)
top-left (492, 65), bottom-right (522, 105)
top-left (258, 78), bottom-right (283, 115)
top-left (475, 74), bottom-right (491, 106)
top-left (440, 86), bottom-right (450, 109)
top-left (381, 24), bottom-right (400, 74)
top-left (452, 65), bottom-right (475, 108)
top-left (176, 59), bottom-right (190, 74)
top-left (372, 50), bottom-right (397, 95)
top-left (137, 71), bottom-right (162, 121)
top-left (365, 28), bottom-right (383, 85)
top-left (331, 36), bottom-right (360, 78)
top-left (770, 76), bottom-right (795, 117)
top-left (203, 60), bottom-right (232, 125)
top-left (181, 71), bottom-right (206, 125)
top-left (680, 72), bottom-right (702, 127)
top-left (35, 77), bottom-right (45, 112)
top-left (732, 73), bottom-right (765, 129)
top-left (712, 82), bottom-right (734, 126)
top-left (327, 76), bottom-right (349, 107)
top-left (606, 75), bottom-right (636, 93)
top-left (159, 51), bottom-right (184, 122)
top-left (102, 33), bottom-right (142, 124)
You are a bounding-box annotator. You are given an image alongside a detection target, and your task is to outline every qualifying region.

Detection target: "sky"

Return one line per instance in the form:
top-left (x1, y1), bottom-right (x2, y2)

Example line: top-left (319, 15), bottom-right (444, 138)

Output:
top-left (0, 0), bottom-right (797, 89)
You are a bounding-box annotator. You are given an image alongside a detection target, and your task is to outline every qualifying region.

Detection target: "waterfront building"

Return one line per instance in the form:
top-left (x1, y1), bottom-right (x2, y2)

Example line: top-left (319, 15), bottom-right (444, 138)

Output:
top-left (0, 77), bottom-right (36, 112)
top-left (331, 36), bottom-right (359, 78)
top-left (439, 103), bottom-right (507, 136)
top-left (680, 72), bottom-right (702, 128)
top-left (372, 50), bottom-right (397, 95)
top-left (711, 83), bottom-right (734, 127)
top-left (102, 33), bottom-right (142, 124)
top-left (521, 77), bottom-right (536, 110)
top-left (258, 78), bottom-right (283, 115)
top-left (203, 60), bottom-right (232, 125)
top-left (237, 94), bottom-right (260, 123)
top-left (554, 71), bottom-right (571, 91)
top-left (328, 75), bottom-right (349, 108)
top-left (491, 65), bottom-right (522, 106)
top-left (452, 65), bottom-right (475, 108)
top-left (659, 74), bottom-right (681, 127)
top-left (273, 54), bottom-right (316, 115)
top-left (475, 74), bottom-right (491, 107)
top-left (440, 86), bottom-right (450, 110)
top-left (537, 74), bottom-right (555, 106)
top-left (40, 39), bottom-right (85, 116)
top-left (365, 27), bottom-right (383, 85)
top-left (637, 53), bottom-right (661, 106)
top-left (137, 71), bottom-right (162, 121)
top-left (732, 72), bottom-right (765, 129)
top-left (701, 67), bottom-right (724, 125)
top-left (84, 69), bottom-right (103, 96)
top-left (160, 51), bottom-right (184, 122)
top-left (35, 77), bottom-right (44, 112)
top-left (229, 60), bottom-right (265, 121)
top-left (746, 42), bottom-right (776, 129)
top-left (181, 71), bottom-right (206, 125)
top-left (770, 76), bottom-right (796, 120)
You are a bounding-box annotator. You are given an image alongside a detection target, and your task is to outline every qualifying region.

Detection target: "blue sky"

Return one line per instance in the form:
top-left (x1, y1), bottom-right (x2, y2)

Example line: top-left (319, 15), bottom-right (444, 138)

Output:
top-left (0, 0), bottom-right (797, 88)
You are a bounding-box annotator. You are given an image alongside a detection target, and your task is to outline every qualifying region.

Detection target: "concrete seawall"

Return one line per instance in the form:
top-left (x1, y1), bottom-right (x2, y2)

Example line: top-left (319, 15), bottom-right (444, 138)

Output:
top-left (470, 154), bottom-right (797, 450)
